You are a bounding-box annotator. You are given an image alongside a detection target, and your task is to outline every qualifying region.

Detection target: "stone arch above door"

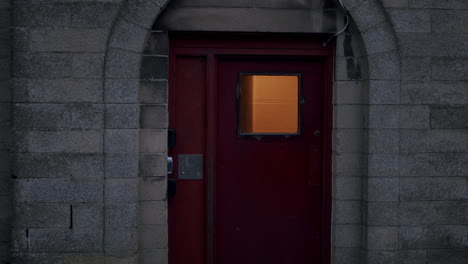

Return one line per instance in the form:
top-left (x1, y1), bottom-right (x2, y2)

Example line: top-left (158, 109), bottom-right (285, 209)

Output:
top-left (103, 1), bottom-right (401, 263)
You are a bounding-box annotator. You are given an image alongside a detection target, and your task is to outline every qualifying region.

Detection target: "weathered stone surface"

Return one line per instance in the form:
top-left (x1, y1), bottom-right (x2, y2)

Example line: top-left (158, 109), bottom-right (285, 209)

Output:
top-left (30, 28), bottom-right (107, 52)
top-left (105, 179), bottom-right (139, 203)
top-left (368, 154), bottom-right (399, 177)
top-left (401, 56), bottom-right (431, 81)
top-left (105, 228), bottom-right (138, 257)
top-left (334, 153), bottom-right (365, 177)
top-left (400, 129), bottom-right (468, 153)
top-left (430, 106), bottom-right (468, 129)
top-left (139, 225), bottom-right (167, 249)
top-left (398, 33), bottom-right (468, 57)
top-left (366, 250), bottom-right (427, 264)
top-left (11, 229), bottom-right (27, 253)
top-left (140, 153), bottom-right (166, 177)
top-left (72, 53), bottom-right (105, 79)
top-left (399, 105), bottom-right (430, 129)
top-left (367, 202), bottom-right (398, 225)
top-left (0, 103), bottom-right (10, 123)
top-left (14, 203), bottom-right (70, 228)
top-left (140, 201), bottom-right (166, 226)
top-left (400, 177), bottom-right (468, 201)
top-left (400, 202), bottom-right (468, 225)
top-left (409, 0), bottom-right (468, 9)
top-left (29, 228), bottom-right (103, 252)
top-left (123, 0), bottom-right (162, 29)
top-left (105, 104), bottom-right (139, 129)
top-left (104, 129), bottom-right (138, 153)
top-left (400, 153), bottom-right (467, 177)
top-left (361, 22), bottom-right (398, 54)
top-left (399, 225), bottom-right (468, 249)
top-left (13, 53), bottom-right (71, 79)
top-left (367, 178), bottom-right (399, 201)
top-left (432, 10), bottom-right (468, 34)
top-left (105, 49), bottom-right (141, 79)
top-left (427, 249), bottom-right (468, 264)
top-left (11, 253), bottom-right (106, 264)
top-left (71, 2), bottom-right (120, 27)
top-left (368, 129), bottom-right (399, 154)
top-left (140, 56), bottom-right (168, 80)
top-left (335, 105), bottom-right (367, 129)
top-left (369, 105), bottom-right (399, 129)
top-left (140, 105), bottom-right (167, 129)
top-left (0, 126), bottom-right (11, 149)
top-left (139, 80), bottom-right (167, 104)
top-left (105, 79), bottom-right (139, 104)
top-left (0, 173), bottom-right (10, 196)
top-left (14, 103), bottom-right (103, 130)
top-left (140, 249), bottom-right (168, 264)
top-left (368, 80), bottom-right (400, 104)
top-left (110, 20), bottom-right (148, 52)
top-left (73, 203), bottom-right (103, 228)
top-left (367, 226), bottom-right (398, 250)
top-left (105, 154), bottom-right (139, 178)
top-left (334, 80), bottom-right (367, 104)
top-left (334, 247), bottom-right (361, 264)
top-left (144, 32), bottom-right (168, 55)
top-left (388, 9), bottom-right (430, 32)
top-left (139, 129), bottom-right (167, 153)
top-left (334, 224), bottom-right (361, 247)
top-left (106, 203), bottom-right (138, 228)
top-left (335, 56), bottom-right (365, 81)
top-left (348, 0), bottom-right (387, 31)
top-left (140, 177), bottom-right (166, 201)
top-left (335, 201), bottom-right (361, 224)
top-left (15, 131), bottom-right (103, 153)
top-left (13, 3), bottom-right (70, 27)
top-left (368, 52), bottom-right (401, 80)
top-left (334, 129), bottom-right (366, 153)
top-left (401, 81), bottom-right (468, 104)
top-left (14, 179), bottom-right (103, 203)
top-left (431, 58), bottom-right (468, 81)
top-left (0, 80), bottom-right (11, 103)
top-left (335, 176), bottom-right (361, 200)
top-left (13, 79), bottom-right (103, 103)
top-left (13, 153), bottom-right (103, 179)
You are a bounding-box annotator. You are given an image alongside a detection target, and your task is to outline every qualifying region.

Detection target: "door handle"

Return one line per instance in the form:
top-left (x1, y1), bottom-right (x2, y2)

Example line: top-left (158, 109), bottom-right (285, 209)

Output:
top-left (167, 178), bottom-right (177, 198)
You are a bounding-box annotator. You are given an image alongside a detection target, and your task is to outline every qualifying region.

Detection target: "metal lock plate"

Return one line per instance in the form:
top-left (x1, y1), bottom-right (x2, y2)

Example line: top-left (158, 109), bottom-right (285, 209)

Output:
top-left (178, 154), bottom-right (203, 179)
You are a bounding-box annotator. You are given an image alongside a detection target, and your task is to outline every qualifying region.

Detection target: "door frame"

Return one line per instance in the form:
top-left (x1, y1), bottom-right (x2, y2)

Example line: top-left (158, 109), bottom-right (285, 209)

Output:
top-left (168, 32), bottom-right (334, 264)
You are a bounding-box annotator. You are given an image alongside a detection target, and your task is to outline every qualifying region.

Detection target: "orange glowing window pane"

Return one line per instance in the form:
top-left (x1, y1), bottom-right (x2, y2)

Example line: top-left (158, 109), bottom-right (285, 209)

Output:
top-left (239, 75), bottom-right (299, 134)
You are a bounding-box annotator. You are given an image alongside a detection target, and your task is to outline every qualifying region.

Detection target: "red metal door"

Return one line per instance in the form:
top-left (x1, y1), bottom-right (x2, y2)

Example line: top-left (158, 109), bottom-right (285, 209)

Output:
top-left (168, 34), bottom-right (333, 264)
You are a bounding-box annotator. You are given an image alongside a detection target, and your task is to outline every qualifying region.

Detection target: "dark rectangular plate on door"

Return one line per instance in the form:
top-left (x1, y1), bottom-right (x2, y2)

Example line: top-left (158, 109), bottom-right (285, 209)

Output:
top-left (178, 154), bottom-right (203, 179)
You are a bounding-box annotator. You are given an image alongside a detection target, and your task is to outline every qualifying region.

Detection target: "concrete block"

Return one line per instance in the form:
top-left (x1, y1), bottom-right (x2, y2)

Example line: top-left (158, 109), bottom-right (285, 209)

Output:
top-left (399, 225), bottom-right (468, 249)
top-left (123, 0), bottom-right (162, 29)
top-left (369, 105), bottom-right (399, 129)
top-left (334, 153), bottom-right (365, 177)
top-left (106, 203), bottom-right (138, 228)
top-left (367, 226), bottom-right (398, 250)
top-left (388, 9), bottom-right (430, 33)
top-left (432, 10), bottom-right (468, 34)
top-left (144, 32), bottom-right (168, 55)
top-left (334, 105), bottom-right (367, 129)
top-left (348, 0), bottom-right (387, 31)
top-left (333, 247), bottom-right (362, 264)
top-left (13, 53), bottom-right (71, 79)
top-left (14, 103), bottom-right (104, 130)
top-left (381, 0), bottom-right (409, 8)
top-left (110, 20), bottom-right (147, 53)
top-left (105, 254), bottom-right (138, 264)
top-left (427, 249), bottom-right (468, 264)
top-left (334, 224), bottom-right (361, 247)
top-left (333, 129), bottom-right (366, 153)
top-left (400, 202), bottom-right (468, 225)
top-left (368, 129), bottom-right (399, 154)
top-left (105, 228), bottom-right (138, 257)
top-left (334, 81), bottom-right (367, 105)
top-left (409, 0), bottom-right (468, 9)
top-left (72, 53), bottom-right (105, 79)
top-left (399, 105), bottom-right (430, 129)
top-left (29, 228), bottom-right (103, 253)
top-left (368, 80), bottom-right (400, 104)
top-left (140, 177), bottom-right (166, 201)
top-left (15, 130), bottom-right (103, 153)
top-left (335, 201), bottom-right (361, 224)
top-left (13, 3), bottom-right (70, 27)
top-left (13, 79), bottom-right (103, 103)
top-left (140, 105), bottom-right (167, 129)
top-left (14, 203), bottom-right (70, 228)
top-left (30, 28), bottom-right (107, 53)
top-left (361, 22), bottom-right (398, 54)
top-left (140, 249), bottom-right (168, 264)
top-left (401, 57), bottom-right (431, 81)
top-left (400, 177), bottom-right (468, 201)
top-left (11, 229), bottom-right (27, 253)
top-left (140, 153), bottom-right (166, 177)
top-left (105, 79), bottom-right (139, 104)
top-left (105, 154), bottom-right (139, 178)
top-left (400, 153), bottom-right (467, 177)
top-left (334, 176), bottom-right (361, 201)
top-left (11, 253), bottom-right (106, 264)
top-left (368, 202), bottom-right (398, 225)
top-left (12, 27), bottom-right (30, 52)
top-left (104, 129), bottom-right (138, 153)
top-left (431, 58), bottom-right (468, 81)
top-left (140, 201), bottom-right (167, 226)
top-left (140, 80), bottom-right (168, 104)
top-left (139, 129), bottom-right (167, 153)
top-left (368, 52), bottom-right (401, 80)
top-left (139, 225), bottom-right (167, 249)
top-left (140, 56), bottom-right (168, 80)
top-left (368, 154), bottom-right (399, 177)
top-left (401, 81), bottom-right (468, 104)
top-left (73, 203), bottom-right (104, 228)
top-left (105, 49), bottom-right (141, 79)
top-left (71, 2), bottom-right (120, 27)
top-left (13, 153), bottom-right (104, 179)
top-left (366, 250), bottom-right (427, 264)
top-left (398, 33), bottom-right (468, 57)
top-left (430, 106), bottom-right (467, 129)
top-left (367, 178), bottom-right (399, 201)
top-left (400, 129), bottom-right (468, 153)
top-left (14, 179), bottom-right (103, 203)
top-left (334, 56), bottom-right (365, 81)
top-left (105, 104), bottom-right (139, 129)
top-left (105, 179), bottom-right (139, 203)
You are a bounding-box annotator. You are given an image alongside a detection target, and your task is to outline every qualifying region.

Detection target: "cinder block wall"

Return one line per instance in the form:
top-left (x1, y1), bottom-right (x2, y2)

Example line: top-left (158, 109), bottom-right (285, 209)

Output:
top-left (0, 0), bottom-right (11, 262)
